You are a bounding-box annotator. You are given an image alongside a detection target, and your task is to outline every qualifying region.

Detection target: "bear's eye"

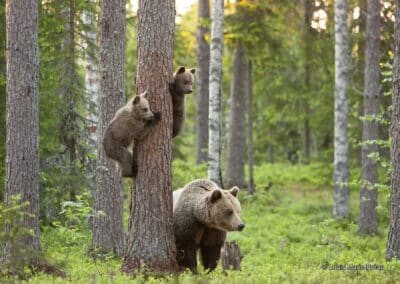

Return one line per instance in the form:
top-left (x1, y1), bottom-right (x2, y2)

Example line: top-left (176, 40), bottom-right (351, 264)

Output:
top-left (184, 80), bottom-right (189, 84)
top-left (142, 108), bottom-right (148, 112)
top-left (226, 210), bottom-right (233, 216)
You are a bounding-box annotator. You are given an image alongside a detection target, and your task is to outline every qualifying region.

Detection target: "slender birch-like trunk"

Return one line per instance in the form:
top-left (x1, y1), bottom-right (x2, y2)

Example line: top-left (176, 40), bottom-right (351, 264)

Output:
top-left (208, 0), bottom-right (224, 187)
top-left (333, 0), bottom-right (350, 219)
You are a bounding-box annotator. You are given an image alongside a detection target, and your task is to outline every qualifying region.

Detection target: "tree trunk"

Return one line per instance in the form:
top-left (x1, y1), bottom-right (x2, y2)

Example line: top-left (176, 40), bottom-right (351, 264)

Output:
top-left (303, 0), bottom-right (313, 164)
top-left (122, 0), bottom-right (177, 274)
top-left (208, 0), bottom-right (224, 188)
top-left (3, 0), bottom-right (40, 265)
top-left (226, 41), bottom-right (248, 188)
top-left (196, 0), bottom-right (210, 165)
top-left (82, 3), bottom-right (99, 148)
top-left (91, 0), bottom-right (125, 256)
top-left (386, 0), bottom-right (400, 261)
top-left (221, 241), bottom-right (243, 271)
top-left (60, 0), bottom-right (79, 201)
top-left (333, 0), bottom-right (350, 219)
top-left (247, 60), bottom-right (255, 195)
top-left (267, 144), bottom-right (274, 164)
top-left (359, 0), bottom-right (380, 235)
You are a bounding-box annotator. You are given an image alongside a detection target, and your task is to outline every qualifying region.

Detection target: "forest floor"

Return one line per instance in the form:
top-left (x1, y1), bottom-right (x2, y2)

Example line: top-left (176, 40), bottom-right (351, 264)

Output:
top-left (12, 163), bottom-right (400, 283)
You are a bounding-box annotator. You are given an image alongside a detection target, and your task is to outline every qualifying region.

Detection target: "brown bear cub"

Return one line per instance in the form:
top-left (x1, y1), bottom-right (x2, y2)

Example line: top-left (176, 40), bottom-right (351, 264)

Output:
top-left (169, 66), bottom-right (196, 138)
top-left (102, 90), bottom-right (161, 177)
top-left (173, 179), bottom-right (245, 273)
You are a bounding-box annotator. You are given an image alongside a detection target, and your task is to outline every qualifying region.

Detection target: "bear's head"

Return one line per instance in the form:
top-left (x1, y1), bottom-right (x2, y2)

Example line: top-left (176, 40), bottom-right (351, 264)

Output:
top-left (173, 66), bottom-right (196, 95)
top-left (132, 90), bottom-right (156, 121)
top-left (204, 186), bottom-right (245, 232)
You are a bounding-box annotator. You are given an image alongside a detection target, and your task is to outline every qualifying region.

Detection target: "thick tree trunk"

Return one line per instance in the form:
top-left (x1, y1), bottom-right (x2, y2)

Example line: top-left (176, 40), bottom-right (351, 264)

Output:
top-left (196, 0), bottom-right (210, 165)
top-left (386, 0), bottom-right (400, 261)
top-left (122, 0), bottom-right (177, 274)
top-left (247, 61), bottom-right (255, 194)
top-left (333, 0), bottom-right (350, 219)
top-left (91, 0), bottom-right (125, 256)
top-left (226, 41), bottom-right (248, 188)
top-left (359, 0), bottom-right (380, 235)
top-left (3, 0), bottom-right (40, 265)
top-left (208, 0), bottom-right (224, 187)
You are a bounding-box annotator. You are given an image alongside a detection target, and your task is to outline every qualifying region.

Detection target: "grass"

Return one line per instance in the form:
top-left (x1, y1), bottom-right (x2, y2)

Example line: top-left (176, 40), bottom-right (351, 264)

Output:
top-left (3, 163), bottom-right (400, 283)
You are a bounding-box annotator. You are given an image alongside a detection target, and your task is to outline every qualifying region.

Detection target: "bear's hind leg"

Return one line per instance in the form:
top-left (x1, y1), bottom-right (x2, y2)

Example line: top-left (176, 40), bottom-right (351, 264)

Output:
top-left (112, 146), bottom-right (133, 177)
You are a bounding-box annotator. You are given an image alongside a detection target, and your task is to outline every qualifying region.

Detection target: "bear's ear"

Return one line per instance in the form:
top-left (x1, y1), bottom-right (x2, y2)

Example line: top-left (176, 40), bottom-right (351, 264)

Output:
top-left (230, 186), bottom-right (240, 197)
top-left (210, 190), bottom-right (222, 203)
top-left (190, 68), bottom-right (196, 74)
top-left (133, 96), bottom-right (140, 105)
top-left (176, 66), bottom-right (186, 74)
top-left (140, 90), bottom-right (148, 99)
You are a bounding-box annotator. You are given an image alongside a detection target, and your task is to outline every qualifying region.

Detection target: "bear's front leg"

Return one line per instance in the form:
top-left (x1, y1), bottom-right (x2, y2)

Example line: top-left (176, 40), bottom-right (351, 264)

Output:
top-left (139, 111), bottom-right (162, 139)
top-left (178, 243), bottom-right (198, 274)
top-left (200, 229), bottom-right (226, 271)
top-left (200, 244), bottom-right (223, 271)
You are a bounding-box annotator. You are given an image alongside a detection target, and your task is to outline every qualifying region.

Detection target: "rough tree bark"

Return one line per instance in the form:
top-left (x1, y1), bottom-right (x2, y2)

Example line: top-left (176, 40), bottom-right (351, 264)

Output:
top-left (91, 0), bottom-right (125, 256)
top-left (208, 0), bottom-right (224, 187)
top-left (359, 0), bottom-right (380, 235)
top-left (3, 0), bottom-right (41, 264)
top-left (226, 41), bottom-right (248, 188)
top-left (333, 0), bottom-right (350, 219)
top-left (121, 0), bottom-right (177, 274)
top-left (247, 60), bottom-right (255, 194)
top-left (386, 0), bottom-right (400, 261)
top-left (196, 0), bottom-right (210, 164)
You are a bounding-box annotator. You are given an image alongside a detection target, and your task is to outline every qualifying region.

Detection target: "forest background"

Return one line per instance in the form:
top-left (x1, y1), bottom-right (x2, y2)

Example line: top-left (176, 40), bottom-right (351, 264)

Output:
top-left (1, 0), bottom-right (400, 282)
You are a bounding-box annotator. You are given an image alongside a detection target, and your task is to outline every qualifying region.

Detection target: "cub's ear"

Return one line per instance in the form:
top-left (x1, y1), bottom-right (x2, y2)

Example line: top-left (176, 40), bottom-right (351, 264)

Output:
top-left (230, 186), bottom-right (240, 197)
top-left (140, 90), bottom-right (148, 99)
top-left (133, 96), bottom-right (140, 105)
top-left (190, 68), bottom-right (196, 74)
top-left (210, 190), bottom-right (222, 203)
top-left (176, 66), bottom-right (186, 74)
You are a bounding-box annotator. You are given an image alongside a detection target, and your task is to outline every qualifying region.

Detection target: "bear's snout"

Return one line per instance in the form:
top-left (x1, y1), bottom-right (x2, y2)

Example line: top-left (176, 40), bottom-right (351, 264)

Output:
top-left (237, 223), bottom-right (245, 231)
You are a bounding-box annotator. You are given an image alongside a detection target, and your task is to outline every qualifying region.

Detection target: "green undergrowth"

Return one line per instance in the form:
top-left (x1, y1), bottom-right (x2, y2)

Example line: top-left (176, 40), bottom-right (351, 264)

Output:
top-left (3, 163), bottom-right (400, 283)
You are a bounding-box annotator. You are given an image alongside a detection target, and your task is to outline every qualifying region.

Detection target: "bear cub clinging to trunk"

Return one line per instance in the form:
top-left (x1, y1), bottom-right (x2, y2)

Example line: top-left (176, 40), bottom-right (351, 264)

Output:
top-left (102, 90), bottom-right (161, 177)
top-left (169, 66), bottom-right (196, 138)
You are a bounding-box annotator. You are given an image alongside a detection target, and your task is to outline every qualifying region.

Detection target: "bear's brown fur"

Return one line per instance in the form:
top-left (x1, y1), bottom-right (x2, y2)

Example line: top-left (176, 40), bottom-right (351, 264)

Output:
top-left (102, 90), bottom-right (161, 177)
top-left (169, 66), bottom-right (195, 138)
top-left (173, 179), bottom-right (244, 273)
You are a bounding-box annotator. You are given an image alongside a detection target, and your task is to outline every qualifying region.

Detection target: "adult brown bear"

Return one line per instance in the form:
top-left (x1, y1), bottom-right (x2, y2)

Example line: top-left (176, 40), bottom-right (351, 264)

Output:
top-left (173, 179), bottom-right (245, 273)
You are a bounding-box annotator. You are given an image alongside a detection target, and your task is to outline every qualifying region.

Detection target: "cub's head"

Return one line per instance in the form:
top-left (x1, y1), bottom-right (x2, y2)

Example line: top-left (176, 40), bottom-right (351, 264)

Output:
top-left (206, 186), bottom-right (245, 232)
top-left (132, 90), bottom-right (155, 121)
top-left (173, 66), bottom-right (196, 95)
